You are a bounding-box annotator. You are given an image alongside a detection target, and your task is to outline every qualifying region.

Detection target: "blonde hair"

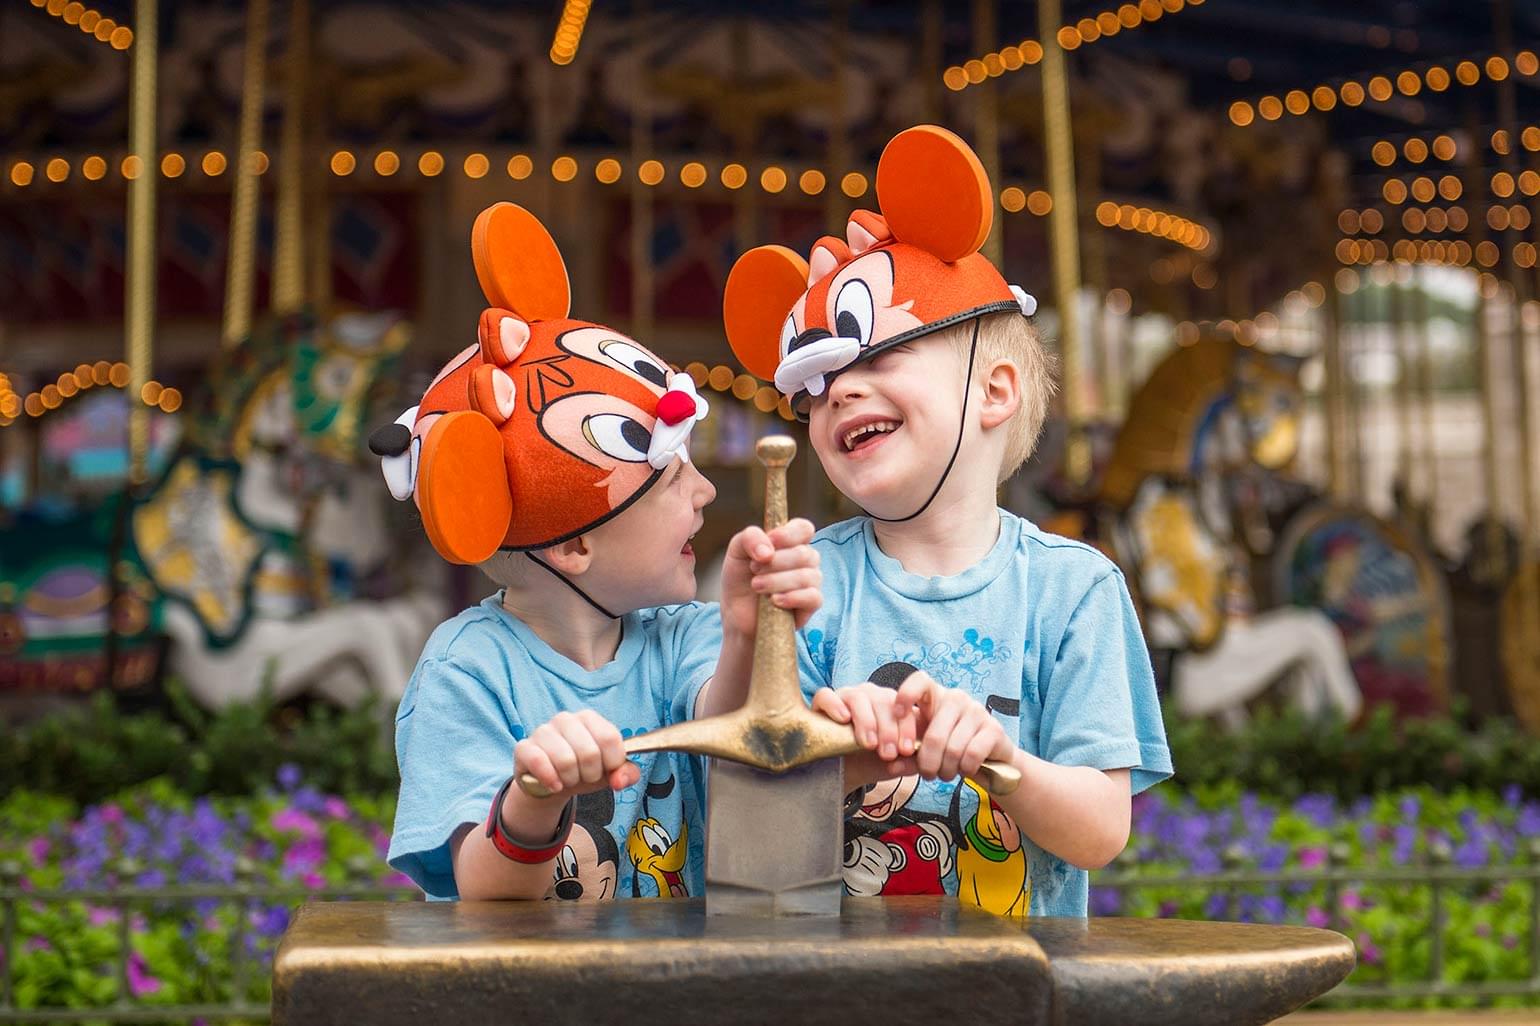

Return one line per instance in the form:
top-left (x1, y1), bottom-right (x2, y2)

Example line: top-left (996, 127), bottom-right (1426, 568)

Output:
top-left (940, 311), bottom-right (1057, 483)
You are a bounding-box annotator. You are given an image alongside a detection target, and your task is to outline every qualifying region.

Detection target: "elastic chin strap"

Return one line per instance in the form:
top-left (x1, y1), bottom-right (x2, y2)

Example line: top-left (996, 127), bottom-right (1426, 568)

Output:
top-left (865, 317), bottom-right (979, 525)
top-left (524, 552), bottom-right (619, 620)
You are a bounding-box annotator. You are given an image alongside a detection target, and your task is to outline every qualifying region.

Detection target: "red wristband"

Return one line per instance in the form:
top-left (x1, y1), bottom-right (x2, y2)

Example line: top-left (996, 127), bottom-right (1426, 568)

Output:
top-left (484, 775), bottom-right (576, 864)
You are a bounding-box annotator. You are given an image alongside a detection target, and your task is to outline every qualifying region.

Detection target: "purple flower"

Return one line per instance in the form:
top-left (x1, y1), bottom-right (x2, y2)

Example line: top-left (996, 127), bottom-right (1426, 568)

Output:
top-left (323, 797), bottom-right (350, 819)
top-left (24, 936), bottom-right (51, 953)
top-left (1305, 906), bottom-right (1329, 929)
top-left (1474, 922), bottom-right (1492, 938)
top-left (87, 906), bottom-right (119, 927)
top-left (28, 837), bottom-right (50, 862)
top-left (271, 809), bottom-right (321, 837)
top-left (1517, 804), bottom-right (1540, 837)
top-left (1504, 934), bottom-right (1520, 950)
top-left (126, 952), bottom-right (161, 997)
top-left (1339, 889), bottom-right (1365, 911)
top-left (1297, 846), bottom-right (1327, 869)
top-left (1294, 794), bottom-right (1337, 828)
top-left (1204, 893), bottom-right (1228, 919)
top-left (1453, 836), bottom-right (1488, 869)
top-left (254, 906), bottom-right (291, 937)
top-left (1357, 933), bottom-right (1381, 965)
top-left (277, 764), bottom-right (302, 792)
top-left (302, 871), bottom-right (326, 889)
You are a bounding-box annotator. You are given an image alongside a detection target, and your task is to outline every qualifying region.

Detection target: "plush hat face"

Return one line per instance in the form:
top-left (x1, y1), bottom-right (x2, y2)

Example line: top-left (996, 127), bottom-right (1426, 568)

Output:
top-left (724, 126), bottom-right (1028, 416)
top-left (370, 203), bottom-right (707, 564)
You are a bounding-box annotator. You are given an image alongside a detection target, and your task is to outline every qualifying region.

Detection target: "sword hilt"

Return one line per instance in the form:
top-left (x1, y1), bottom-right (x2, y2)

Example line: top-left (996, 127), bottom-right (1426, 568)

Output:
top-left (518, 434), bottom-right (1020, 800)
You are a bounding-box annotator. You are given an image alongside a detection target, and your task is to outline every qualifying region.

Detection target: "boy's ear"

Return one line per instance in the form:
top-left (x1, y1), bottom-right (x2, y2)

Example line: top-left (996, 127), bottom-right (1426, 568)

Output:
top-left (876, 125), bottom-right (993, 262)
top-left (540, 534), bottom-right (593, 576)
top-left (471, 202), bottom-right (571, 321)
top-left (723, 245), bottom-right (810, 382)
top-left (416, 411), bottom-right (513, 565)
top-left (978, 358), bottom-right (1022, 431)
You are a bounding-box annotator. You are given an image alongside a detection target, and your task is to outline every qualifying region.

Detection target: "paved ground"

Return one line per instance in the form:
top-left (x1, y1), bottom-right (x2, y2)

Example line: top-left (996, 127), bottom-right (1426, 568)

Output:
top-left (1281, 1011), bottom-right (1540, 1024)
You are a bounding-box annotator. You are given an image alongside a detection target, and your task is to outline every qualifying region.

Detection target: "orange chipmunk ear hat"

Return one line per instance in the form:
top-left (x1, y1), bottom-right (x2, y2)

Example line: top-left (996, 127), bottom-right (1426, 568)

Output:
top-left (722, 124), bottom-right (1037, 420)
top-left (368, 202), bottom-right (708, 570)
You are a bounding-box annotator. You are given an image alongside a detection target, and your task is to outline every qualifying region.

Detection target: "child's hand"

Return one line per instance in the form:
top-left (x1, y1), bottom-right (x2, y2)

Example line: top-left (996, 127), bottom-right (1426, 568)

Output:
top-left (813, 683), bottom-right (920, 788)
top-left (513, 710), bottom-right (640, 797)
top-left (719, 518), bottom-right (821, 636)
top-left (895, 671), bottom-right (1017, 781)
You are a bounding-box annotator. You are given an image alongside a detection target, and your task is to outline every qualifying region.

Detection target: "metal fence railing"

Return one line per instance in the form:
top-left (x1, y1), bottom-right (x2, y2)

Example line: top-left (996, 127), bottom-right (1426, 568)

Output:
top-left (3, 847), bottom-right (1539, 1022)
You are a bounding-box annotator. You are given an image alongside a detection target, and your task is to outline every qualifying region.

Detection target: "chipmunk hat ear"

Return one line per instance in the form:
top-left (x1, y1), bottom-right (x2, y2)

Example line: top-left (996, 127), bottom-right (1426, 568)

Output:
top-left (723, 244), bottom-right (810, 382)
top-left (470, 202), bottom-right (571, 320)
top-left (415, 411), bottom-right (513, 565)
top-left (876, 125), bottom-right (993, 263)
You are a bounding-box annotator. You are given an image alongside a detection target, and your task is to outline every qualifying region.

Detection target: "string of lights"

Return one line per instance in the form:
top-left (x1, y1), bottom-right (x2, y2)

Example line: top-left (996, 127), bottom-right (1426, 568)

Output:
top-left (27, 0), bottom-right (133, 50)
top-left (1333, 236), bottom-right (1538, 270)
top-left (3, 148), bottom-right (1214, 257)
top-left (548, 0), bottom-right (592, 66)
top-left (943, 0), bottom-right (1204, 92)
top-left (1228, 50), bottom-right (1540, 127)
top-left (0, 362), bottom-right (181, 429)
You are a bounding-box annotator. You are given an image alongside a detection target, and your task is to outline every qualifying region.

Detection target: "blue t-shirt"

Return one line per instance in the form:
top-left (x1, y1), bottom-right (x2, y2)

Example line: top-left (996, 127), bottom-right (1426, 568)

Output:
top-left (387, 593), bottom-right (719, 901)
top-left (797, 512), bottom-right (1172, 917)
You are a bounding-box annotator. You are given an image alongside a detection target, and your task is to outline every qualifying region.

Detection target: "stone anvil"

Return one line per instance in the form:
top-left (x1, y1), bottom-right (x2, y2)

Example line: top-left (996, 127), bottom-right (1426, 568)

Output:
top-left (272, 437), bottom-right (1355, 1024)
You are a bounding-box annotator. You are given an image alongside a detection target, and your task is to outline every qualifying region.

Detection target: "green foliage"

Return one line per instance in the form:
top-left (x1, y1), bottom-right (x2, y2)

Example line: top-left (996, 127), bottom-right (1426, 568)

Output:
top-left (1165, 703), bottom-right (1540, 801)
top-left (0, 680), bottom-right (398, 803)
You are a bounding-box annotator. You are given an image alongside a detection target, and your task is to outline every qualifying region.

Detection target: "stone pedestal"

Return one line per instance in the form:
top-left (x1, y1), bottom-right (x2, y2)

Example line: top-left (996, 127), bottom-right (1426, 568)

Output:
top-left (273, 898), bottom-right (1354, 1026)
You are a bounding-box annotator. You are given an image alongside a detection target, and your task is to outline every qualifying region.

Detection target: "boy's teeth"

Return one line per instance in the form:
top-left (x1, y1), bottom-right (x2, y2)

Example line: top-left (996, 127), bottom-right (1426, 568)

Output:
top-left (843, 420), bottom-right (898, 450)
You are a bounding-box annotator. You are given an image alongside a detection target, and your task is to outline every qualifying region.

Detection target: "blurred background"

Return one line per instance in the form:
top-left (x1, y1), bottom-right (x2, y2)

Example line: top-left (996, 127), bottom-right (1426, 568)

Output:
top-left (4, 0), bottom-right (1540, 1019)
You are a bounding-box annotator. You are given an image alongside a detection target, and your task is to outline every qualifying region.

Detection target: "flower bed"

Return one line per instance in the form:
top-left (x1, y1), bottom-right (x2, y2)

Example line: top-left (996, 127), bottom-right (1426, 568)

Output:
top-left (3, 776), bottom-right (1540, 1012)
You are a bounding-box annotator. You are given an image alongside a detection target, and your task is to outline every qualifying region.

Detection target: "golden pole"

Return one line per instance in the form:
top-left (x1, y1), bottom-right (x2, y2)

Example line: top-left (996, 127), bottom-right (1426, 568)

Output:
top-left (1414, 269), bottom-right (1438, 524)
top-left (125, 0), bottom-right (158, 486)
top-left (629, 0), bottom-right (654, 347)
top-left (1038, 0), bottom-right (1087, 485)
top-left (222, 0), bottom-right (269, 348)
top-left (1322, 283), bottom-right (1346, 502)
top-left (973, 0), bottom-right (1001, 269)
top-left (271, 0), bottom-right (310, 315)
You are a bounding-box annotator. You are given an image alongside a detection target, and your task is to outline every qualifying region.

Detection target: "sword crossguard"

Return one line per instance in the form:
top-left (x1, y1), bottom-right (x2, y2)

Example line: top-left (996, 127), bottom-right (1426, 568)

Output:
top-left (519, 434), bottom-right (1021, 799)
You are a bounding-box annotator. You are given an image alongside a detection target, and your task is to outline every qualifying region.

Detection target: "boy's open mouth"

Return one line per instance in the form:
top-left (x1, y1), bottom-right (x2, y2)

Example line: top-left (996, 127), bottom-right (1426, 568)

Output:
top-left (681, 527), bottom-right (698, 557)
top-left (838, 416), bottom-right (902, 455)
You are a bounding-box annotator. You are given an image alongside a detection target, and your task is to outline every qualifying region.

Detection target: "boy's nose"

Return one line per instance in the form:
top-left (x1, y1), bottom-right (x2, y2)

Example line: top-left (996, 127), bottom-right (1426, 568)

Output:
top-left (828, 370), bottom-right (868, 406)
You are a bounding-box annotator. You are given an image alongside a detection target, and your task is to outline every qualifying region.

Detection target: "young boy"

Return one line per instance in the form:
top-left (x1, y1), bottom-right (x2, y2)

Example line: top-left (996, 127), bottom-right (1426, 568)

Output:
top-left (379, 201), bottom-right (819, 901)
top-left (723, 126), bottom-right (1171, 917)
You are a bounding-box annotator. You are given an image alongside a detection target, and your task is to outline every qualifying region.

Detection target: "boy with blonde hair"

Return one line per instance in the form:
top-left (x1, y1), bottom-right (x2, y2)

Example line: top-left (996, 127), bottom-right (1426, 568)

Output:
top-left (723, 126), bottom-right (1170, 915)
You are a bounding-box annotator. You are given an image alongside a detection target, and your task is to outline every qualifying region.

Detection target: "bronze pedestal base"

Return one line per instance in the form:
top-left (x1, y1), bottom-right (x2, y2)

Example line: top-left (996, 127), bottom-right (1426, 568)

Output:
top-left (273, 898), bottom-right (1354, 1026)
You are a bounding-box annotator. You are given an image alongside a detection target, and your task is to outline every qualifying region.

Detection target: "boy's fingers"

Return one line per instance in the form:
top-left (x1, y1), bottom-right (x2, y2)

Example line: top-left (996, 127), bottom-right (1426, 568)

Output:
top-left (768, 518), bottom-right (815, 546)
top-left (940, 709), bottom-right (990, 780)
top-left (608, 761), bottom-right (641, 791)
top-left (728, 525), bottom-right (773, 563)
top-left (895, 671), bottom-right (935, 714)
top-left (895, 699), bottom-right (919, 756)
top-left (554, 715), bottom-right (604, 785)
top-left (535, 729), bottom-right (580, 789)
top-left (576, 709), bottom-right (626, 767)
top-left (959, 728), bottom-right (1000, 778)
top-left (753, 567), bottom-right (820, 594)
top-left (753, 543), bottom-right (820, 574)
top-left (812, 688), bottom-right (851, 722)
top-left (871, 693), bottom-right (901, 762)
top-left (516, 742), bottom-right (563, 794)
top-left (845, 690), bottom-right (880, 749)
top-left (916, 697), bottom-right (962, 778)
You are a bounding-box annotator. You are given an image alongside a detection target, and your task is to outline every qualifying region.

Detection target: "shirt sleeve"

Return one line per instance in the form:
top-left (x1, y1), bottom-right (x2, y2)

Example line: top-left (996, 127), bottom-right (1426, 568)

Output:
top-left (386, 656), bottom-right (522, 899)
top-left (1038, 571), bottom-right (1173, 795)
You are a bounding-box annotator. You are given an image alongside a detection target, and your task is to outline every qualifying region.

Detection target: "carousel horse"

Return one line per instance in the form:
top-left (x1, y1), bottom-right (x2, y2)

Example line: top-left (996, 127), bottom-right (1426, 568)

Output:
top-left (1099, 338), bottom-right (1372, 727)
top-left (132, 311), bottom-right (444, 712)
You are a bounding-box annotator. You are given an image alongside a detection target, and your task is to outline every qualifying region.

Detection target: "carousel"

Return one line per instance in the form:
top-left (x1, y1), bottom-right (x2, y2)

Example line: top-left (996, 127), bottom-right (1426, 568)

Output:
top-left (2, 0), bottom-right (1540, 740)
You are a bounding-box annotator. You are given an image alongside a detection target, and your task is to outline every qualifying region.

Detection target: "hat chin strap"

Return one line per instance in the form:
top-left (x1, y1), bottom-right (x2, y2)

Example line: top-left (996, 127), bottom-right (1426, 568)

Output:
top-left (863, 317), bottom-right (979, 525)
top-left (524, 552), bottom-right (619, 620)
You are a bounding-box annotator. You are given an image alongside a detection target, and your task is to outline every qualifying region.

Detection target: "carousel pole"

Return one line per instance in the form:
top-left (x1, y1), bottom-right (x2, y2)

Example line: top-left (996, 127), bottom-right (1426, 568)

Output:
top-left (630, 0), bottom-right (654, 349)
top-left (827, 0), bottom-right (850, 234)
top-left (1462, 100), bottom-right (1508, 579)
top-left (972, 0), bottom-right (1002, 269)
top-left (1038, 0), bottom-right (1088, 485)
top-left (1322, 282), bottom-right (1347, 502)
top-left (271, 0), bottom-right (310, 316)
top-left (1392, 267), bottom-right (1415, 504)
top-left (222, 0), bottom-right (270, 348)
top-left (1495, 0), bottom-right (1538, 556)
top-left (125, 0), bottom-right (159, 486)
top-left (920, 0), bottom-right (943, 124)
top-left (1415, 267), bottom-right (1439, 528)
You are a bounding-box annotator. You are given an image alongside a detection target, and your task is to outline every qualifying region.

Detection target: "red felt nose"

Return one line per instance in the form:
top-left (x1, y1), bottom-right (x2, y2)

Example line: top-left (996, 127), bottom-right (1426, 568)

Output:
top-left (656, 390), bottom-right (696, 426)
